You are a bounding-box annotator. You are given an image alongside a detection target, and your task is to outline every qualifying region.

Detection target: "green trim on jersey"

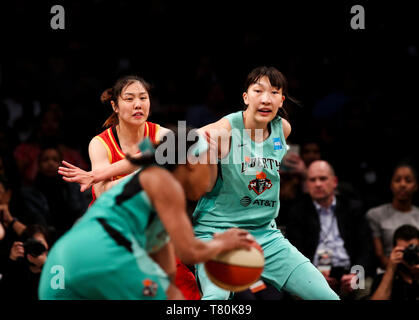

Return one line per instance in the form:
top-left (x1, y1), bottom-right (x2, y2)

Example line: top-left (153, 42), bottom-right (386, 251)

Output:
top-left (193, 111), bottom-right (288, 231)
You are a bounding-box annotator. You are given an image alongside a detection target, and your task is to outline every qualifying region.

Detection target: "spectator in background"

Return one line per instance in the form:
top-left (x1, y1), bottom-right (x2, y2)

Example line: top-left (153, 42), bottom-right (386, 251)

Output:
top-left (281, 138), bottom-right (323, 179)
top-left (277, 142), bottom-right (307, 227)
top-left (13, 106), bottom-right (88, 186)
top-left (0, 177), bottom-right (27, 278)
top-left (370, 225), bottom-right (419, 300)
top-left (277, 137), bottom-right (358, 227)
top-left (286, 160), bottom-right (373, 299)
top-left (0, 185), bottom-right (27, 237)
top-left (300, 139), bottom-right (322, 168)
top-left (19, 145), bottom-right (88, 238)
top-left (366, 163), bottom-right (419, 271)
top-left (0, 224), bottom-right (52, 300)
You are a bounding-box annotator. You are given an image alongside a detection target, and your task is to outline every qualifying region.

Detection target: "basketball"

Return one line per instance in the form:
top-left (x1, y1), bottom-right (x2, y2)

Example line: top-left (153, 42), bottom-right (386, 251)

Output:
top-left (204, 241), bottom-right (265, 292)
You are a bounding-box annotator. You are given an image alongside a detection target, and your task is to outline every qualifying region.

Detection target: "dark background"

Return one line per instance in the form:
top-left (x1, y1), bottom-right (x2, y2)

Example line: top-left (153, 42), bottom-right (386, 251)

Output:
top-left (1, 0), bottom-right (418, 208)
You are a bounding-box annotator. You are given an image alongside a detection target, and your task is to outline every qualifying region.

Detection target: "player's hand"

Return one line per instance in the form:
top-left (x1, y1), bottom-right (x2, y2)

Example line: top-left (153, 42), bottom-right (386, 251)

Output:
top-left (214, 228), bottom-right (255, 252)
top-left (203, 130), bottom-right (217, 150)
top-left (9, 241), bottom-right (24, 261)
top-left (58, 160), bottom-right (95, 192)
top-left (203, 130), bottom-right (218, 164)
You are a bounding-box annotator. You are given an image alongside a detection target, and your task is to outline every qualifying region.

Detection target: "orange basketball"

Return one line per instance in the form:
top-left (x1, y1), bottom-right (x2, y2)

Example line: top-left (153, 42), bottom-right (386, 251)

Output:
top-left (204, 241), bottom-right (264, 292)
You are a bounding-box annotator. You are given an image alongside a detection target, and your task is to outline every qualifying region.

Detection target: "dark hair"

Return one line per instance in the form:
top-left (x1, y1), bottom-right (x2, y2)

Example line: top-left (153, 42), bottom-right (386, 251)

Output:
top-left (393, 224), bottom-right (419, 246)
top-left (102, 75), bottom-right (152, 128)
top-left (392, 162), bottom-right (418, 182)
top-left (21, 224), bottom-right (53, 249)
top-left (243, 66), bottom-right (300, 120)
top-left (126, 127), bottom-right (202, 172)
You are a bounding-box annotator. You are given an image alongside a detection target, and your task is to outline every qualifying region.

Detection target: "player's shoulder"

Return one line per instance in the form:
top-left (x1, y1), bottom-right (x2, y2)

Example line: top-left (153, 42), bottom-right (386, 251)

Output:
top-left (280, 117), bottom-right (291, 139)
top-left (89, 127), bottom-right (111, 145)
top-left (89, 133), bottom-right (107, 149)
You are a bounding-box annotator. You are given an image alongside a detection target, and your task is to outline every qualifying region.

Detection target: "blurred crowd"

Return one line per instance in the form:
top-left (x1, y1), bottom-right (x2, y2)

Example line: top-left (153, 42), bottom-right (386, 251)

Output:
top-left (1, 0), bottom-right (419, 301)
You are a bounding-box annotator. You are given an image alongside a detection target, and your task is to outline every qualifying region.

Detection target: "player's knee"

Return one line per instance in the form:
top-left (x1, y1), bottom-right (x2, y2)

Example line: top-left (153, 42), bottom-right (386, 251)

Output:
top-left (283, 262), bottom-right (340, 300)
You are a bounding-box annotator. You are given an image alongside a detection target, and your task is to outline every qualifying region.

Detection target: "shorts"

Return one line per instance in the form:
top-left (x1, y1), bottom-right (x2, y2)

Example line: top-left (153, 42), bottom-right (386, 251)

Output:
top-left (39, 218), bottom-right (170, 300)
top-left (194, 221), bottom-right (310, 299)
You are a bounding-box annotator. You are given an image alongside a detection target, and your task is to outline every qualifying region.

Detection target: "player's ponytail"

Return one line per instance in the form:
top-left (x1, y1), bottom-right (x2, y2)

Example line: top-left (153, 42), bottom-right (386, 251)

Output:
top-left (101, 88), bottom-right (118, 128)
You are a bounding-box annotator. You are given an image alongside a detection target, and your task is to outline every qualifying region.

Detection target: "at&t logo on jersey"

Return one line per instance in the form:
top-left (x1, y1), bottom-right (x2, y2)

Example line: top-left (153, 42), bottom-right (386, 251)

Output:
top-left (240, 196), bottom-right (277, 208)
top-left (248, 171), bottom-right (273, 195)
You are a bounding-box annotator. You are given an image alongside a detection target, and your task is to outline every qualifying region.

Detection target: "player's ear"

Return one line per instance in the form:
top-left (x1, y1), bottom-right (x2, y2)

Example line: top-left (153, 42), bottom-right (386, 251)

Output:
top-left (280, 94), bottom-right (285, 107)
top-left (111, 100), bottom-right (118, 113)
top-left (243, 92), bottom-right (249, 106)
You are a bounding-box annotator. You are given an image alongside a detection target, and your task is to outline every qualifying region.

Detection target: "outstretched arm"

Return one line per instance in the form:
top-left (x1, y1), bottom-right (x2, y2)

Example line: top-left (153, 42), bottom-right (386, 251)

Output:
top-left (59, 126), bottom-right (172, 192)
top-left (87, 137), bottom-right (140, 197)
top-left (197, 117), bottom-right (232, 160)
top-left (59, 158), bottom-right (137, 192)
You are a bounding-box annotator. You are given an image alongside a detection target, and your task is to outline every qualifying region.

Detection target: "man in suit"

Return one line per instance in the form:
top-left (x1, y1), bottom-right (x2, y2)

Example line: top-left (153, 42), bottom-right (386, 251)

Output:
top-left (286, 160), bottom-right (373, 299)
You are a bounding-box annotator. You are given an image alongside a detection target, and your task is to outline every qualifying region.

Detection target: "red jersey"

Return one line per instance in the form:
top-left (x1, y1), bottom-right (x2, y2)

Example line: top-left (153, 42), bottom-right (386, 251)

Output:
top-left (175, 257), bottom-right (201, 300)
top-left (90, 122), bottom-right (161, 204)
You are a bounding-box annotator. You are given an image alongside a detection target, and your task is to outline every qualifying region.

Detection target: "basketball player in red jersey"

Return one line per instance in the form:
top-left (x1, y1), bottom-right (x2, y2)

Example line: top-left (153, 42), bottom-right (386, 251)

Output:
top-left (83, 75), bottom-right (170, 205)
top-left (59, 75), bottom-right (202, 300)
